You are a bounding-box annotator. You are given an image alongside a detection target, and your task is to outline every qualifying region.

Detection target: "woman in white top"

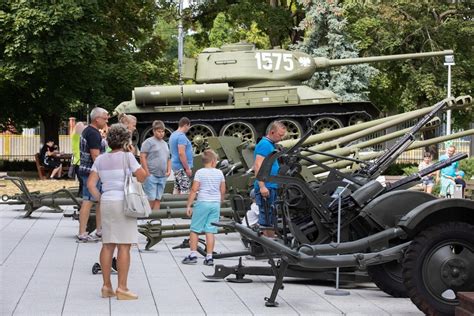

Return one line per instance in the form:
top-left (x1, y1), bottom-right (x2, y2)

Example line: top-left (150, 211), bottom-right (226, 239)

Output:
top-left (88, 123), bottom-right (147, 300)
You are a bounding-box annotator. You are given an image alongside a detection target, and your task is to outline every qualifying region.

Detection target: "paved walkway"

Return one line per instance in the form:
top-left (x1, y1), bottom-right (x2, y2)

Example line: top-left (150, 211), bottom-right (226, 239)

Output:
top-left (0, 204), bottom-right (422, 315)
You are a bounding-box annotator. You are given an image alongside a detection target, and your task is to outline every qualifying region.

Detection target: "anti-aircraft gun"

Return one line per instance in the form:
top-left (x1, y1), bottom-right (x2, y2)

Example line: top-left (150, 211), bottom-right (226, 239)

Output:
top-left (203, 95), bottom-right (474, 315)
top-left (114, 42), bottom-right (453, 153)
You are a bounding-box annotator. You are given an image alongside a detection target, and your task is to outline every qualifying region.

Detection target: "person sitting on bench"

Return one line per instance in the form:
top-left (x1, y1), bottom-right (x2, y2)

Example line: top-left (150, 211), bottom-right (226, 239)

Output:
top-left (39, 139), bottom-right (62, 179)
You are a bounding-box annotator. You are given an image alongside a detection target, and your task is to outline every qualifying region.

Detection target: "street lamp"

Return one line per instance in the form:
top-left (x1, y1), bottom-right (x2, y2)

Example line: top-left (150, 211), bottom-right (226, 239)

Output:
top-left (444, 55), bottom-right (455, 135)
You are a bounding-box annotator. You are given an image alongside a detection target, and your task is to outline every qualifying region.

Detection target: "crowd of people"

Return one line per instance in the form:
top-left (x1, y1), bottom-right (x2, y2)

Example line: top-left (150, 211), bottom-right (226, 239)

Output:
top-left (67, 108), bottom-right (228, 300)
top-left (55, 106), bottom-right (467, 301)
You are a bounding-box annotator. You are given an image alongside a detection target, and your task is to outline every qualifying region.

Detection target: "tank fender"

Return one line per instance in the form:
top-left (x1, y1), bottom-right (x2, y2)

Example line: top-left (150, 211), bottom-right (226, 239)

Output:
top-left (397, 198), bottom-right (474, 236)
top-left (360, 190), bottom-right (436, 229)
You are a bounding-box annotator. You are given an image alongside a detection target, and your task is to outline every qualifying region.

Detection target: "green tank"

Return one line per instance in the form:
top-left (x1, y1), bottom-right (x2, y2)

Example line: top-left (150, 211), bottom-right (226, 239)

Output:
top-left (113, 42), bottom-right (453, 153)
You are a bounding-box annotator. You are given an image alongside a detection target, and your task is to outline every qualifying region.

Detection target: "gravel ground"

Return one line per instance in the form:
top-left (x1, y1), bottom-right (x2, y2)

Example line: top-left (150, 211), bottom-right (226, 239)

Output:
top-left (0, 178), bottom-right (78, 196)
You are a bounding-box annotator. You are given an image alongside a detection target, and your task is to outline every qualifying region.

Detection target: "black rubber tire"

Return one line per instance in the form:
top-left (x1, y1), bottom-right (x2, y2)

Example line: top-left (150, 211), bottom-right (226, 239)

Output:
top-left (112, 257), bottom-right (118, 272)
top-left (402, 222), bottom-right (474, 316)
top-left (92, 263), bottom-right (101, 275)
top-left (367, 260), bottom-right (408, 298)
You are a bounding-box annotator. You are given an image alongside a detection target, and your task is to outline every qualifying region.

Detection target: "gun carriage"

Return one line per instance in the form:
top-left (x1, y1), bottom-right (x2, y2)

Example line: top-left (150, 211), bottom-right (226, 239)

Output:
top-left (205, 95), bottom-right (473, 316)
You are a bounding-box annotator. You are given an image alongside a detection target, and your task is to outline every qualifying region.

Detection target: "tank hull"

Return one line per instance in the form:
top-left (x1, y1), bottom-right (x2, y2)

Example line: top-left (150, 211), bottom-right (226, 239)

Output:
top-left (116, 98), bottom-right (379, 149)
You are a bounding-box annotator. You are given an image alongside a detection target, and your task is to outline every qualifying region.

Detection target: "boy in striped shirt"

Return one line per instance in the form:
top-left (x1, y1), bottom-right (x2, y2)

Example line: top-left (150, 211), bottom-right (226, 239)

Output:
top-left (182, 149), bottom-right (226, 266)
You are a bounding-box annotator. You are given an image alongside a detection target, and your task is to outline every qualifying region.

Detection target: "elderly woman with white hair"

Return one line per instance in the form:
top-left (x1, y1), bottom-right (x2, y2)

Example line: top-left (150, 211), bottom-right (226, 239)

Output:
top-left (87, 123), bottom-right (147, 300)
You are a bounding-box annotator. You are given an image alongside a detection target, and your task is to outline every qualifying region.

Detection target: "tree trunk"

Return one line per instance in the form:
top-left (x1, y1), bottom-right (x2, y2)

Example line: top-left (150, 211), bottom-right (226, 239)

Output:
top-left (41, 114), bottom-right (60, 147)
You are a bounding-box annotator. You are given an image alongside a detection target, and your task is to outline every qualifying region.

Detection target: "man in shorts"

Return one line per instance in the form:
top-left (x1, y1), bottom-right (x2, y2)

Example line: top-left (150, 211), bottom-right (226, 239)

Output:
top-left (252, 121), bottom-right (287, 237)
top-left (169, 117), bottom-right (193, 194)
top-left (140, 120), bottom-right (171, 210)
top-left (77, 107), bottom-right (108, 241)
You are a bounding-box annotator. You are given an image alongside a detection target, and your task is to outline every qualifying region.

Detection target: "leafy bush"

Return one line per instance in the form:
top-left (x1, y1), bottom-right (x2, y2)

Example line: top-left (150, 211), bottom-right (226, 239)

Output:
top-left (459, 157), bottom-right (474, 180)
top-left (384, 163), bottom-right (417, 175)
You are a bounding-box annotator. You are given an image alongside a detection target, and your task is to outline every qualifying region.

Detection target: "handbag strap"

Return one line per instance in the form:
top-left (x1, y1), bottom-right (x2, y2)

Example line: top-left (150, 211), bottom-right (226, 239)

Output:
top-left (122, 151), bottom-right (132, 177)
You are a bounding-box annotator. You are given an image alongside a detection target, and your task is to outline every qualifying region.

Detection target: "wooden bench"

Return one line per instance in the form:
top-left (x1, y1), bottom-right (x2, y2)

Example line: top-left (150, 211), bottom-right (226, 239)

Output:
top-left (465, 179), bottom-right (474, 200)
top-left (35, 153), bottom-right (51, 180)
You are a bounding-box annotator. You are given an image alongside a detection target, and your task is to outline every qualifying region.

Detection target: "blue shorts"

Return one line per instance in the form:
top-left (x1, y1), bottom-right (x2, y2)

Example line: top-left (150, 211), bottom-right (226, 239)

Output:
top-left (190, 201), bottom-right (220, 234)
top-left (143, 175), bottom-right (167, 200)
top-left (421, 177), bottom-right (435, 187)
top-left (256, 188), bottom-right (278, 228)
top-left (81, 174), bottom-right (101, 202)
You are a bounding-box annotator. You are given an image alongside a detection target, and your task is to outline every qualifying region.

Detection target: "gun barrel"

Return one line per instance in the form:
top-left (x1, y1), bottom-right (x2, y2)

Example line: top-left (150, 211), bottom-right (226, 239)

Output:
top-left (280, 95), bottom-right (471, 149)
top-left (314, 50), bottom-right (454, 69)
top-left (310, 129), bottom-right (474, 174)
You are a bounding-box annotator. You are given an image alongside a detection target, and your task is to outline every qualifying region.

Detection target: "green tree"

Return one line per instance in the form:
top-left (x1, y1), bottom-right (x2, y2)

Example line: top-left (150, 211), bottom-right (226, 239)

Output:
top-left (208, 12), bottom-right (271, 49)
top-left (0, 1), bottom-right (168, 142)
top-left (293, 0), bottom-right (378, 101)
top-left (190, 0), bottom-right (300, 48)
top-left (343, 1), bottom-right (473, 127)
top-left (208, 13), bottom-right (237, 48)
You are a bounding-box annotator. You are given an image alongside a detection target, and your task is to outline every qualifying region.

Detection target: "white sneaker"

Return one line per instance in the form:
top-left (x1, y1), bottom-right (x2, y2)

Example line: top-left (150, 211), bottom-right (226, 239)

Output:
top-left (76, 234), bottom-right (99, 243)
top-left (95, 228), bottom-right (102, 238)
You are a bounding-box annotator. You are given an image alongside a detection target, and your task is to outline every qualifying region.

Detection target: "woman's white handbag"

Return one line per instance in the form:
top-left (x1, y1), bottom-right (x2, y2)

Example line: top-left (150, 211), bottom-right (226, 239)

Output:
top-left (123, 153), bottom-right (151, 218)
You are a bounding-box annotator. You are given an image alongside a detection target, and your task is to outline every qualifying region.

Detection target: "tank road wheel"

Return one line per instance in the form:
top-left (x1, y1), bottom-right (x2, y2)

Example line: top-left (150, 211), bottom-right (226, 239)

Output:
top-left (187, 123), bottom-right (216, 154)
top-left (367, 260), bottom-right (408, 298)
top-left (348, 113), bottom-right (370, 126)
top-left (131, 129), bottom-right (140, 146)
top-left (140, 126), bottom-right (173, 144)
top-left (313, 117), bottom-right (343, 133)
top-left (402, 222), bottom-right (474, 316)
top-left (220, 121), bottom-right (257, 144)
top-left (266, 119), bottom-right (303, 140)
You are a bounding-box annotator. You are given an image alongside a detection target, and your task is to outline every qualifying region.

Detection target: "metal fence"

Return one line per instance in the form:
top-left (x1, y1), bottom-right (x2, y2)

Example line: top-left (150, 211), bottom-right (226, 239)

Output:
top-left (0, 133), bottom-right (471, 164)
top-left (0, 135), bottom-right (72, 161)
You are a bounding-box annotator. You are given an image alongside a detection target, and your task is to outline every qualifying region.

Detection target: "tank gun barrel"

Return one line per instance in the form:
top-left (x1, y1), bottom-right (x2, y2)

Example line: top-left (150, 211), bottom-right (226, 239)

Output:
top-left (313, 50), bottom-right (454, 69)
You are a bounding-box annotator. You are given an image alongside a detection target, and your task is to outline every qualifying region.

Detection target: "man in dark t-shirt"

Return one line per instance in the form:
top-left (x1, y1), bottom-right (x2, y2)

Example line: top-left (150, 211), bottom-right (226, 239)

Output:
top-left (77, 107), bottom-right (108, 242)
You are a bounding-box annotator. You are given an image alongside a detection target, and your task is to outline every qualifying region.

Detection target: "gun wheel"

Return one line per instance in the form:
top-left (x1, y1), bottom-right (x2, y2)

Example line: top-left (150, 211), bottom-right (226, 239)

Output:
top-left (140, 126), bottom-right (173, 144)
top-left (402, 222), bottom-right (474, 316)
top-left (220, 121), bottom-right (257, 144)
top-left (266, 119), bottom-right (303, 140)
top-left (187, 123), bottom-right (217, 154)
top-left (367, 260), bottom-right (408, 298)
top-left (313, 117), bottom-right (343, 133)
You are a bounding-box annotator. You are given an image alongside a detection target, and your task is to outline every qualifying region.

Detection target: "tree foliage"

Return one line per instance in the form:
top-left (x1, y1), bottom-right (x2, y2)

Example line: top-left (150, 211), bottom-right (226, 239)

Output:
top-left (343, 1), bottom-right (473, 127)
top-left (1, 0), bottom-right (472, 141)
top-left (293, 0), bottom-right (378, 101)
top-left (190, 0), bottom-right (302, 48)
top-left (0, 1), bottom-right (171, 141)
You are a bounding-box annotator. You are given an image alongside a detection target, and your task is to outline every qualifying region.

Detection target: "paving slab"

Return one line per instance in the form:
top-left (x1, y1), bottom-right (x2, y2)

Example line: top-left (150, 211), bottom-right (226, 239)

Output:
top-left (0, 204), bottom-right (424, 315)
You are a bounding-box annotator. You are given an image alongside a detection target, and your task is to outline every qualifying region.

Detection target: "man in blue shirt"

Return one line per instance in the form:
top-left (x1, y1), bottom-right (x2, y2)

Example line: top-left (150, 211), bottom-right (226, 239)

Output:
top-left (438, 145), bottom-right (459, 197)
top-left (169, 117), bottom-right (193, 194)
top-left (253, 121), bottom-right (287, 237)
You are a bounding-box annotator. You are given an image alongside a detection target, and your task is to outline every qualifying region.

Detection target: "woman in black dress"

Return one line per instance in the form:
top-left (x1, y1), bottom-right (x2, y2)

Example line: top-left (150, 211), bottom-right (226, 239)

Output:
top-left (39, 140), bottom-right (63, 179)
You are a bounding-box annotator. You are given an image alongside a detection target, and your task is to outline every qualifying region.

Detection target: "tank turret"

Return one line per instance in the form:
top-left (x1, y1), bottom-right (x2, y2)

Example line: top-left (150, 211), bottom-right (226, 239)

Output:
top-left (183, 44), bottom-right (452, 88)
top-left (114, 43), bottom-right (453, 154)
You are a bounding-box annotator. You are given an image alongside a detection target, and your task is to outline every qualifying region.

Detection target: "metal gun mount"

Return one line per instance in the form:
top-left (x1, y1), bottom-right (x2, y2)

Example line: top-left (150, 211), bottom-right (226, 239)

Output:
top-left (204, 95), bottom-right (474, 315)
top-left (0, 176), bottom-right (81, 217)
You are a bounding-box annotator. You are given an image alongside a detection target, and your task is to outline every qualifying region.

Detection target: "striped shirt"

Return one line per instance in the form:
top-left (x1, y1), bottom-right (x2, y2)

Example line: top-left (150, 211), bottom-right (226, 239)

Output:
top-left (194, 167), bottom-right (225, 202)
